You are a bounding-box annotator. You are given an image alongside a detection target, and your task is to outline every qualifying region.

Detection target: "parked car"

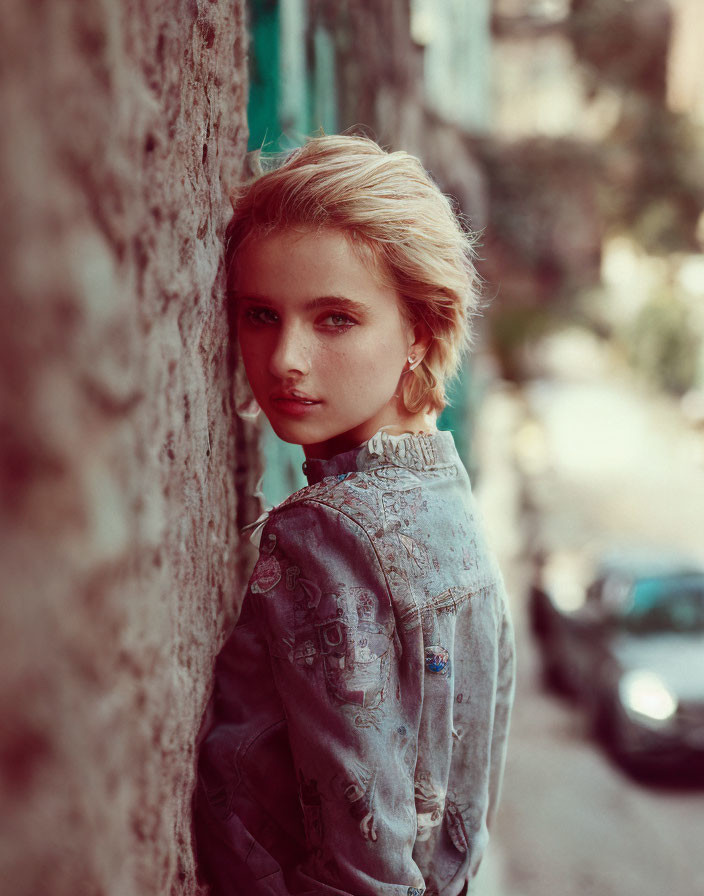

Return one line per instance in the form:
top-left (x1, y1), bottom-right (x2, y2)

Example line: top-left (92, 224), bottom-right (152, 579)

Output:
top-left (530, 547), bottom-right (704, 777)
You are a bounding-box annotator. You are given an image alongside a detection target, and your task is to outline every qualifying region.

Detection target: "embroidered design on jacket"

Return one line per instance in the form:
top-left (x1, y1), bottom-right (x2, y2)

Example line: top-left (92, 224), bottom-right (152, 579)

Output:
top-left (399, 531), bottom-right (433, 574)
top-left (317, 590), bottom-right (392, 716)
top-left (381, 487), bottom-right (428, 528)
top-left (444, 795), bottom-right (471, 854)
top-left (333, 760), bottom-right (378, 842)
top-left (414, 772), bottom-right (446, 842)
top-left (196, 429), bottom-right (516, 896)
top-left (250, 533), bottom-right (281, 594)
top-left (285, 565), bottom-right (300, 590)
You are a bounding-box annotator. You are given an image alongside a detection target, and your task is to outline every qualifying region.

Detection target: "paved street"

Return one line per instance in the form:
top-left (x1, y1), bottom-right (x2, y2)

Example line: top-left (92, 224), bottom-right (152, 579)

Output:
top-left (472, 332), bottom-right (704, 896)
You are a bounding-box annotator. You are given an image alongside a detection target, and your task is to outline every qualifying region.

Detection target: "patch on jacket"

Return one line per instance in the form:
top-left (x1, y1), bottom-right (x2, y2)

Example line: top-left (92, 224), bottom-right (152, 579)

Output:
top-left (425, 645), bottom-right (450, 674)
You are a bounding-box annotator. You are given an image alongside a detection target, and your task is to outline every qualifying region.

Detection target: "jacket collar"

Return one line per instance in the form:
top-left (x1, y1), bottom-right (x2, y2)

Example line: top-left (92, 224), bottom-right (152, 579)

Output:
top-left (302, 428), bottom-right (457, 485)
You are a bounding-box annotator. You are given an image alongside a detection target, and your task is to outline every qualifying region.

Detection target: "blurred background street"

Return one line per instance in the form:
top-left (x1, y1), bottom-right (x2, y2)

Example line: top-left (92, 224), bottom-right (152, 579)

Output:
top-left (473, 329), bottom-right (704, 896)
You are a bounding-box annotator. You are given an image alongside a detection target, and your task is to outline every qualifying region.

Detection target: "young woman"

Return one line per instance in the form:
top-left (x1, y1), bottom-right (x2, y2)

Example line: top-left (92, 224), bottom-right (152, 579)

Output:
top-left (194, 135), bottom-right (515, 896)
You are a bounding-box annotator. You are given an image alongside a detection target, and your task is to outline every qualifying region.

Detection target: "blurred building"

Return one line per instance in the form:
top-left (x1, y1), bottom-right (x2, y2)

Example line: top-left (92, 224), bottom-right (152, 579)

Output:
top-left (486, 0), bottom-right (704, 392)
top-left (491, 0), bottom-right (613, 140)
top-left (411, 0), bottom-right (492, 133)
top-left (668, 0), bottom-right (704, 126)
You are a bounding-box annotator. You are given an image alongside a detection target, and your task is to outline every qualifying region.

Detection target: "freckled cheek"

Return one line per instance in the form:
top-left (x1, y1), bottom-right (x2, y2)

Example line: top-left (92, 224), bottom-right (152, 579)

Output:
top-left (320, 340), bottom-right (403, 396)
top-left (318, 340), bottom-right (375, 373)
top-left (353, 330), bottom-right (406, 373)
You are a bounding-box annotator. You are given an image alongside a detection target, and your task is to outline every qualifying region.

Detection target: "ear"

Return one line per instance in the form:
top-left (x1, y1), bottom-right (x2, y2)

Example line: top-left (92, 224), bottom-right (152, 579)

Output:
top-left (407, 319), bottom-right (432, 368)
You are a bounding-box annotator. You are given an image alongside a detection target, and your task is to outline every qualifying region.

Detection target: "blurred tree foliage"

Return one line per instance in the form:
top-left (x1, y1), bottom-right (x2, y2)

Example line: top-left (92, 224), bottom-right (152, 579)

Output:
top-left (627, 290), bottom-right (699, 396)
top-left (488, 304), bottom-right (572, 382)
top-left (474, 136), bottom-right (602, 304)
top-left (482, 0), bottom-right (704, 380)
top-left (567, 0), bottom-right (704, 254)
top-left (568, 0), bottom-right (670, 98)
top-left (606, 102), bottom-right (704, 253)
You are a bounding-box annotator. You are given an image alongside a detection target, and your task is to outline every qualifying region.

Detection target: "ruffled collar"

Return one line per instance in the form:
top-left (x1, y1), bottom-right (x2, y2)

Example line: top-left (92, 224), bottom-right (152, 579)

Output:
top-left (302, 428), bottom-right (457, 486)
top-left (244, 428), bottom-right (460, 546)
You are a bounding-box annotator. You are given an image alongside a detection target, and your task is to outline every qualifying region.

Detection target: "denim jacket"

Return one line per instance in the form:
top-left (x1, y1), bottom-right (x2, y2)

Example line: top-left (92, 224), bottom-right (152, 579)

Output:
top-left (195, 429), bottom-right (515, 896)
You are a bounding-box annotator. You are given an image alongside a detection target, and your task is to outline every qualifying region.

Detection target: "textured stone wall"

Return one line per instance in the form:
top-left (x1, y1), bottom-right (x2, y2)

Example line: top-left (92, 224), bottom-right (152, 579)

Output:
top-left (0, 2), bottom-right (254, 894)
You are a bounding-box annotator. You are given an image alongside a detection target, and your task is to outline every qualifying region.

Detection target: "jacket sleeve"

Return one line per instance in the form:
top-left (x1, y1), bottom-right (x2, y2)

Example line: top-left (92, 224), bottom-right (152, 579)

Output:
top-left (250, 500), bottom-right (425, 896)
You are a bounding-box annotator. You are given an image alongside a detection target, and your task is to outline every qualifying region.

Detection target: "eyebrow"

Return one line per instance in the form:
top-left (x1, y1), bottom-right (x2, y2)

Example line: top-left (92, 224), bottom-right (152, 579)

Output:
top-left (303, 295), bottom-right (369, 314)
top-left (238, 294), bottom-right (370, 315)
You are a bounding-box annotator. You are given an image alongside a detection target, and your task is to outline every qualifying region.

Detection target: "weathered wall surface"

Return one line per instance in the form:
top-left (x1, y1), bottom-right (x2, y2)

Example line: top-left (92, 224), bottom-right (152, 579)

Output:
top-left (0, 2), bottom-right (254, 893)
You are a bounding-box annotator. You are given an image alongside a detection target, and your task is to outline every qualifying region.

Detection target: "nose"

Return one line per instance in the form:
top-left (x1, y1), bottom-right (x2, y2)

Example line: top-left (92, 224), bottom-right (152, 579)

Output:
top-left (268, 322), bottom-right (311, 378)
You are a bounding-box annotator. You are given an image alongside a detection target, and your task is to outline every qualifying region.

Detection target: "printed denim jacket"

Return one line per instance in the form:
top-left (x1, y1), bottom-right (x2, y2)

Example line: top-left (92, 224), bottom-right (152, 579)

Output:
top-left (195, 429), bottom-right (515, 896)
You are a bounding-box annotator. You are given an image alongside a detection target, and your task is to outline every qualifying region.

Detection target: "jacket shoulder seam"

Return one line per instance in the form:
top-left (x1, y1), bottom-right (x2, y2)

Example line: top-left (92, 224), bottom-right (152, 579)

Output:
top-left (270, 496), bottom-right (395, 612)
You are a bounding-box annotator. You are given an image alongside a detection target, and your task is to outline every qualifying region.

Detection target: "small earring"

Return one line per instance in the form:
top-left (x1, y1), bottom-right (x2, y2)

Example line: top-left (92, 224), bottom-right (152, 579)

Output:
top-left (407, 355), bottom-right (421, 371)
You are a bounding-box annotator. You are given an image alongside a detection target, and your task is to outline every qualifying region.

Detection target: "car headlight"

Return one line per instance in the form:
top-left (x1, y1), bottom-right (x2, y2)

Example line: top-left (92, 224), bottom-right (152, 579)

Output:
top-left (618, 669), bottom-right (678, 725)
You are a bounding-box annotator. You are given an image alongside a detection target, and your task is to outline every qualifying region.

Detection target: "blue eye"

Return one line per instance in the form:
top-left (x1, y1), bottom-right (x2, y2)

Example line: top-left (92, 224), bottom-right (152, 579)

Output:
top-left (320, 312), bottom-right (356, 330)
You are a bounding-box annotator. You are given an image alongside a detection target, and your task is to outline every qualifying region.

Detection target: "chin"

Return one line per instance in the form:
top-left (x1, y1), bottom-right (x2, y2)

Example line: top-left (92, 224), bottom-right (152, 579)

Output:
top-left (270, 428), bottom-right (307, 446)
top-left (266, 417), bottom-right (322, 446)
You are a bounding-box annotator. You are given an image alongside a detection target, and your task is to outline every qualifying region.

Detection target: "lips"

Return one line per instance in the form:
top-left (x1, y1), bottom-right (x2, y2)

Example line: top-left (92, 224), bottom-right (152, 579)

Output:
top-left (270, 390), bottom-right (322, 417)
top-left (271, 389), bottom-right (320, 403)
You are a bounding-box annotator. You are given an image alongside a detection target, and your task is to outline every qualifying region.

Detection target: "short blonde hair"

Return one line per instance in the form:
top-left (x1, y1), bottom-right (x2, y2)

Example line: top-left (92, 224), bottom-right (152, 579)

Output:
top-left (225, 135), bottom-right (480, 414)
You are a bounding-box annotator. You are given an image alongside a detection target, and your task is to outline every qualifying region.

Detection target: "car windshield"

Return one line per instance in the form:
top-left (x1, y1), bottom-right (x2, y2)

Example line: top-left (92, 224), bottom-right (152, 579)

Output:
top-left (617, 575), bottom-right (704, 634)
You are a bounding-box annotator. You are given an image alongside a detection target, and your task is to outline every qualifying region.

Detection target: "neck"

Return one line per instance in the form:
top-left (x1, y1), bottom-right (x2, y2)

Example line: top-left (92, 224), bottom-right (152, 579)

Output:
top-left (302, 409), bottom-right (438, 461)
top-left (376, 410), bottom-right (438, 437)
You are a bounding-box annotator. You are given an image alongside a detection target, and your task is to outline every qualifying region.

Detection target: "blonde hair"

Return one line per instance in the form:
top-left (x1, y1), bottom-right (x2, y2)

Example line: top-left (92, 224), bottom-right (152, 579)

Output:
top-left (225, 135), bottom-right (480, 414)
